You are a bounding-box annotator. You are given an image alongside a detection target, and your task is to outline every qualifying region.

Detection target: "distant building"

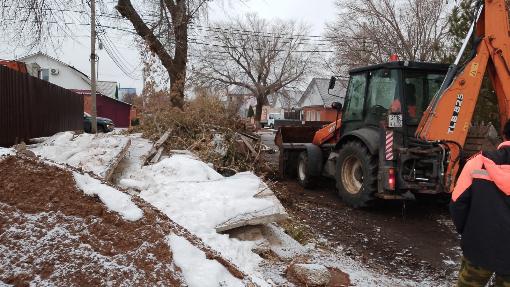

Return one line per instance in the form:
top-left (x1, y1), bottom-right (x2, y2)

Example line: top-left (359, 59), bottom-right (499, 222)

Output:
top-left (297, 77), bottom-right (346, 108)
top-left (227, 86), bottom-right (257, 117)
top-left (17, 52), bottom-right (135, 128)
top-left (97, 81), bottom-right (118, 99)
top-left (298, 78), bottom-right (347, 122)
top-left (17, 52), bottom-right (92, 90)
top-left (73, 89), bottom-right (133, 128)
top-left (119, 88), bottom-right (137, 101)
top-left (268, 89), bottom-right (304, 110)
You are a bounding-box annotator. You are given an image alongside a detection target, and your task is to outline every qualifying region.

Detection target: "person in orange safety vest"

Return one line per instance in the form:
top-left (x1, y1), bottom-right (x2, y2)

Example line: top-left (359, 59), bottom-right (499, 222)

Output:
top-left (451, 119), bottom-right (510, 287)
top-left (390, 83), bottom-right (417, 118)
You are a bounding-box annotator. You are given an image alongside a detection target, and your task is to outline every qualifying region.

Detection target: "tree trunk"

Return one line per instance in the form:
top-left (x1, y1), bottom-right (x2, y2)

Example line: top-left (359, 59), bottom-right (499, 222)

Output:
top-left (255, 95), bottom-right (264, 128)
top-left (117, 0), bottom-right (187, 109)
top-left (169, 69), bottom-right (186, 108)
top-left (167, 4), bottom-right (188, 110)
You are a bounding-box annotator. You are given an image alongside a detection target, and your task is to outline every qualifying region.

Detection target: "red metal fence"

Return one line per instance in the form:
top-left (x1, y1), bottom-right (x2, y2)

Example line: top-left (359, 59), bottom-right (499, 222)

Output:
top-left (0, 66), bottom-right (83, 147)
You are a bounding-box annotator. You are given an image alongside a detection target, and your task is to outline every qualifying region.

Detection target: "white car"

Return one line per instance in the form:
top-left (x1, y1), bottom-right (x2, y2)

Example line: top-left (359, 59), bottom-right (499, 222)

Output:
top-left (267, 113), bottom-right (283, 129)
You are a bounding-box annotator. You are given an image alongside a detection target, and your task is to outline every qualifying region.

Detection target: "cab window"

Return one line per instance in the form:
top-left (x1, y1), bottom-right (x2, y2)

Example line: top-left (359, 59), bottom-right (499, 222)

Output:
top-left (365, 69), bottom-right (399, 126)
top-left (404, 71), bottom-right (445, 124)
top-left (366, 69), bottom-right (399, 111)
top-left (343, 73), bottom-right (367, 121)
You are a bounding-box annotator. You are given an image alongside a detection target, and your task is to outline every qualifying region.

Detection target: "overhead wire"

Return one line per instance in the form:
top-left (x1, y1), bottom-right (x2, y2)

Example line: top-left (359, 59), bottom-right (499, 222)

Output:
top-left (1, 5), bottom-right (367, 43)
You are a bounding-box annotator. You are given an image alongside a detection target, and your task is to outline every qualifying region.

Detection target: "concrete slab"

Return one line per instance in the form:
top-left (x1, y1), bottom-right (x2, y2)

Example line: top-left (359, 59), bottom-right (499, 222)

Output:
top-left (227, 223), bottom-right (307, 261)
top-left (30, 131), bottom-right (131, 181)
top-left (215, 182), bottom-right (288, 232)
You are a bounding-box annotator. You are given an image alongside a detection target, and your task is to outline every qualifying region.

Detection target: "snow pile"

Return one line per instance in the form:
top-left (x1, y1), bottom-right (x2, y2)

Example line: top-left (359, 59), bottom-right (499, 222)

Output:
top-left (74, 172), bottom-right (143, 221)
top-left (168, 234), bottom-right (243, 287)
top-left (119, 154), bottom-right (275, 274)
top-left (0, 148), bottom-right (13, 157)
top-left (30, 132), bottom-right (130, 179)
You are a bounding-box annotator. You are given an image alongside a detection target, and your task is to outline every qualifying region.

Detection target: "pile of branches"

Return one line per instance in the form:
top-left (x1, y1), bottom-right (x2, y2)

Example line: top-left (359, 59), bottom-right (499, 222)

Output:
top-left (132, 90), bottom-right (272, 175)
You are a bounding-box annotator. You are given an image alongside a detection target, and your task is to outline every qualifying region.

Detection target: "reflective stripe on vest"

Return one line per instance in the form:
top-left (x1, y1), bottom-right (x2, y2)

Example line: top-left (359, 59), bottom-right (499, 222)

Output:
top-left (471, 169), bottom-right (492, 181)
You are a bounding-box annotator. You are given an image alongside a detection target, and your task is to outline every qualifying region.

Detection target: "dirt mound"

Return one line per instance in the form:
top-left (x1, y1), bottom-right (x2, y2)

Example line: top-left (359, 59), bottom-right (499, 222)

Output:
top-left (0, 156), bottom-right (183, 286)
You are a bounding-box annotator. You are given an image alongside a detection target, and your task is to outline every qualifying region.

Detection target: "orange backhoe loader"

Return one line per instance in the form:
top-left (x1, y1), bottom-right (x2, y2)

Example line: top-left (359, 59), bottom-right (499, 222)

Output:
top-left (276, 0), bottom-right (510, 207)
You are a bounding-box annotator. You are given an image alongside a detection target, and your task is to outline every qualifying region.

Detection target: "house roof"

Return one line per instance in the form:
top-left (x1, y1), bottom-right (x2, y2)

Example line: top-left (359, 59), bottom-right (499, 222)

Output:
top-left (70, 89), bottom-right (132, 106)
top-left (298, 78), bottom-right (346, 107)
top-left (17, 51), bottom-right (91, 86)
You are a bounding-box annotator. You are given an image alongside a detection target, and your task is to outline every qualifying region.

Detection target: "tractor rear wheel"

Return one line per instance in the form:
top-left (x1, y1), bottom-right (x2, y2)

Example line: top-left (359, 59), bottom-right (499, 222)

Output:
top-left (335, 141), bottom-right (378, 207)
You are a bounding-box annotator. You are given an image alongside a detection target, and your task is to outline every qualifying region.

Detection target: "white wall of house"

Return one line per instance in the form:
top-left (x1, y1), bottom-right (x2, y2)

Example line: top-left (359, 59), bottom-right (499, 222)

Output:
top-left (300, 84), bottom-right (324, 107)
top-left (18, 53), bottom-right (91, 90)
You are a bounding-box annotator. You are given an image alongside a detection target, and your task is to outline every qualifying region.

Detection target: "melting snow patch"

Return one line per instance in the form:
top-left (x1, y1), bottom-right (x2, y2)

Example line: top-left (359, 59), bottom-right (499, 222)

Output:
top-left (73, 172), bottom-right (143, 221)
top-left (120, 154), bottom-right (276, 274)
top-left (0, 148), bottom-right (13, 157)
top-left (168, 234), bottom-right (243, 287)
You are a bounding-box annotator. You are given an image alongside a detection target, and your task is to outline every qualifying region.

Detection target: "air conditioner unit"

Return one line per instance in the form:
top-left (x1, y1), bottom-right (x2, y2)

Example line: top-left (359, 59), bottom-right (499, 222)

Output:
top-left (50, 68), bottom-right (59, 75)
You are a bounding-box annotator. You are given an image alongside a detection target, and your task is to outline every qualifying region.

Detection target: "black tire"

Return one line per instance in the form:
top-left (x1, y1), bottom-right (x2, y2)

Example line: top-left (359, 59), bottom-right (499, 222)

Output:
top-left (335, 141), bottom-right (378, 207)
top-left (297, 151), bottom-right (316, 188)
top-left (99, 125), bottom-right (107, 133)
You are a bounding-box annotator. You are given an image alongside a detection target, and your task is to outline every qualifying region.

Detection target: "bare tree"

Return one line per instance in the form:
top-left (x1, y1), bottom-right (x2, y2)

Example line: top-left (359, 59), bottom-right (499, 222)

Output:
top-left (116, 0), bottom-right (210, 109)
top-left (0, 0), bottom-right (80, 51)
top-left (326, 0), bottom-right (450, 72)
top-left (0, 0), bottom-right (211, 109)
top-left (194, 14), bottom-right (316, 125)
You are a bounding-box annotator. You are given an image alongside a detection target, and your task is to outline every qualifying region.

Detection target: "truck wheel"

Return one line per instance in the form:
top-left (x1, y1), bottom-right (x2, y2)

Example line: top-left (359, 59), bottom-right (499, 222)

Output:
top-left (297, 151), bottom-right (316, 188)
top-left (336, 141), bottom-right (377, 207)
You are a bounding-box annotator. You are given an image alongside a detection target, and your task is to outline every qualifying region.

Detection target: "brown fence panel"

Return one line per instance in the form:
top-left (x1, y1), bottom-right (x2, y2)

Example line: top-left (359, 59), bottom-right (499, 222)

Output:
top-left (0, 66), bottom-right (83, 147)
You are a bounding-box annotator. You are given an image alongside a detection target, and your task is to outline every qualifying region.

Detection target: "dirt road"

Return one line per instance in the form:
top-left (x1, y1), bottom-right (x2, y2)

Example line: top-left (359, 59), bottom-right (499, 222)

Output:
top-left (259, 129), bottom-right (461, 284)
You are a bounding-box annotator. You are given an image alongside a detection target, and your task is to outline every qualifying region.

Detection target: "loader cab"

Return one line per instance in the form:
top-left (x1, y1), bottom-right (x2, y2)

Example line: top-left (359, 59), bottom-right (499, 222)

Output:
top-left (339, 61), bottom-right (448, 137)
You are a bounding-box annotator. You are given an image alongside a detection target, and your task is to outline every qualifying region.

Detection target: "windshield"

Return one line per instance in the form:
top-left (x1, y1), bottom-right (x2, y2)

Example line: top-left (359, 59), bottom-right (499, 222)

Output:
top-left (403, 71), bottom-right (446, 124)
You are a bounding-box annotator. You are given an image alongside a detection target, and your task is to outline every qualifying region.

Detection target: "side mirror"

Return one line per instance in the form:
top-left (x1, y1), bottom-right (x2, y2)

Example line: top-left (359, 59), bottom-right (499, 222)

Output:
top-left (328, 76), bottom-right (336, 90)
top-left (331, 102), bottom-right (343, 111)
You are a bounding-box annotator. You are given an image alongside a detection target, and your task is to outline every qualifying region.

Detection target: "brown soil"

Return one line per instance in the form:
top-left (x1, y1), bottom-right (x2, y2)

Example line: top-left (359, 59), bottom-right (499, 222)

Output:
top-left (0, 156), bottom-right (181, 286)
top-left (273, 179), bottom-right (460, 284)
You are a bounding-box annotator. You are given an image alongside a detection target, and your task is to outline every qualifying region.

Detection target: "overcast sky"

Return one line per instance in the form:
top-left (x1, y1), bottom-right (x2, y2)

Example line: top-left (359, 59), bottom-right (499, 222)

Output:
top-left (0, 0), bottom-right (338, 94)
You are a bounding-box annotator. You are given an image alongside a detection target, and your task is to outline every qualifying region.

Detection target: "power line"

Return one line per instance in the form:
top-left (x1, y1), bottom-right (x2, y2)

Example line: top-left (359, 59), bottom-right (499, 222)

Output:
top-left (2, 18), bottom-right (337, 54)
top-left (1, 5), bottom-right (358, 43)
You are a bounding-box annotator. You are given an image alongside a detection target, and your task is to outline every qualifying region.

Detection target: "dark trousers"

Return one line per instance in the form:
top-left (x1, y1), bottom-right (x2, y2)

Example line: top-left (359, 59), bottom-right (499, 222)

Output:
top-left (457, 257), bottom-right (510, 287)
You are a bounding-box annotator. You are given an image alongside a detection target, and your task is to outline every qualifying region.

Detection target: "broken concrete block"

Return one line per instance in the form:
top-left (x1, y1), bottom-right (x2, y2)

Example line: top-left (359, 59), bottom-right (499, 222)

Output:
top-left (215, 182), bottom-right (288, 232)
top-left (288, 264), bottom-right (332, 286)
top-left (227, 224), bottom-right (307, 261)
top-left (29, 131), bottom-right (131, 181)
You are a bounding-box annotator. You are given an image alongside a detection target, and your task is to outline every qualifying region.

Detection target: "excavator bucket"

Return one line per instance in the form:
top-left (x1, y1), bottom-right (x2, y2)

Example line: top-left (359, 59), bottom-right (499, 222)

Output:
top-left (275, 126), bottom-right (319, 147)
top-left (275, 121), bottom-right (333, 147)
top-left (462, 123), bottom-right (502, 161)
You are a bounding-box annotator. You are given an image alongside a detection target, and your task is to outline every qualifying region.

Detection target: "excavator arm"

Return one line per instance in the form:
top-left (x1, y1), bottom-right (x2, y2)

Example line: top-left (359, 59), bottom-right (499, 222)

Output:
top-left (416, 0), bottom-right (510, 190)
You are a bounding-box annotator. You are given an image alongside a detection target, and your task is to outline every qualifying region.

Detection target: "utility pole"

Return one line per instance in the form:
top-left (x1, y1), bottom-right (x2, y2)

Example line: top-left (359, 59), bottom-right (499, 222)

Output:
top-left (90, 0), bottom-right (98, 134)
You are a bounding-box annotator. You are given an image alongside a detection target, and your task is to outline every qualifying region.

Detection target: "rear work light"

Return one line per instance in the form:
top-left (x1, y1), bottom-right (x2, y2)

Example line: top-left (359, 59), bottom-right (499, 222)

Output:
top-left (388, 168), bottom-right (396, 190)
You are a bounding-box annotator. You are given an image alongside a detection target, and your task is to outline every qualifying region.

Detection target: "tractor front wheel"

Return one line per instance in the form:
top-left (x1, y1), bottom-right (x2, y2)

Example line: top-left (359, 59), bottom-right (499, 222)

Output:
top-left (297, 151), bottom-right (316, 188)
